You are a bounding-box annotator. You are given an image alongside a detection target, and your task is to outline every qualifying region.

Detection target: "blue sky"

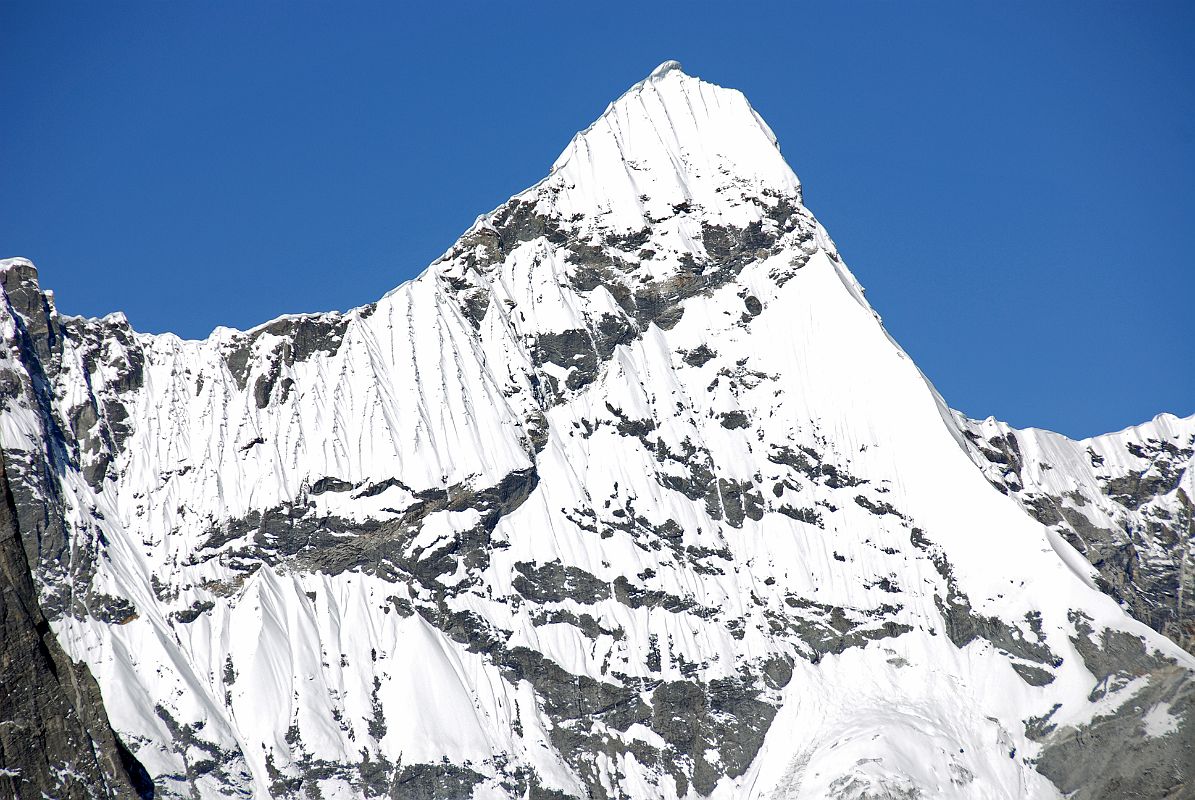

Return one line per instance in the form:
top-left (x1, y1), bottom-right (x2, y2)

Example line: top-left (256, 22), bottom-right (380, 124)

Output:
top-left (2, 2), bottom-right (1191, 439)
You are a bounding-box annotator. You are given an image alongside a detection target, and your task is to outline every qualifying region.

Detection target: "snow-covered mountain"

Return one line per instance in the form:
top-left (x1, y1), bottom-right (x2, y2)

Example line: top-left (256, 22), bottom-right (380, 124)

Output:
top-left (1, 61), bottom-right (1192, 799)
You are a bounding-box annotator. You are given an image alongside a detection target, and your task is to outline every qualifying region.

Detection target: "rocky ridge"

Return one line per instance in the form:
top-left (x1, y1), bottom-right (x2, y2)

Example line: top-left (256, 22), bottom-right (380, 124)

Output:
top-left (960, 413), bottom-right (1194, 655)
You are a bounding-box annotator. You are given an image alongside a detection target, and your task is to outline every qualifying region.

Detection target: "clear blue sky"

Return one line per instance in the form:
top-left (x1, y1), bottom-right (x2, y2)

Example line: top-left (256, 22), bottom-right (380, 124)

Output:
top-left (2, 3), bottom-right (1191, 439)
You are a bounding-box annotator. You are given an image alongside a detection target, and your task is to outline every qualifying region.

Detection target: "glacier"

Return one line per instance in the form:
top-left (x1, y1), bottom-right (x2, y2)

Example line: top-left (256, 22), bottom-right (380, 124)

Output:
top-left (0, 62), bottom-right (1192, 799)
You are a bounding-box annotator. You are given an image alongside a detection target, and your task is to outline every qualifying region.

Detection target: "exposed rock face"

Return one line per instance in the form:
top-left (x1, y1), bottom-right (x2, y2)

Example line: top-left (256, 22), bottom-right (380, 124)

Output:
top-left (1031, 611), bottom-right (1195, 799)
top-left (1, 63), bottom-right (1193, 799)
top-left (0, 450), bottom-right (151, 799)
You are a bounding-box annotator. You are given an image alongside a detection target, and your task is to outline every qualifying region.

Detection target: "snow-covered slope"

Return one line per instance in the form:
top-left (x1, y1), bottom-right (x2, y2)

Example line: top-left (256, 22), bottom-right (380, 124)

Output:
top-left (2, 62), bottom-right (1192, 799)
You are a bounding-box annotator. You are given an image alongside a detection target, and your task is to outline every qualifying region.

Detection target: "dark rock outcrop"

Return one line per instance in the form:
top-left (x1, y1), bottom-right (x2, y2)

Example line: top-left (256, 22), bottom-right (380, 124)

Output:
top-left (0, 450), bottom-right (151, 799)
top-left (1032, 612), bottom-right (1195, 799)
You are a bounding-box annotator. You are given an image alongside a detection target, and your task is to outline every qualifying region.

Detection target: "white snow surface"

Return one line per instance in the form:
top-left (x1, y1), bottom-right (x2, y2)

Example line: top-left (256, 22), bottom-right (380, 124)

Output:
top-left (1, 64), bottom-right (1192, 799)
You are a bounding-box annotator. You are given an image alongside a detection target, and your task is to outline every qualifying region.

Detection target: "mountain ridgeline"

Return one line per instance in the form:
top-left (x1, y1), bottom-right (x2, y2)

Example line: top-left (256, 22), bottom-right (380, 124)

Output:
top-left (1, 62), bottom-right (1192, 799)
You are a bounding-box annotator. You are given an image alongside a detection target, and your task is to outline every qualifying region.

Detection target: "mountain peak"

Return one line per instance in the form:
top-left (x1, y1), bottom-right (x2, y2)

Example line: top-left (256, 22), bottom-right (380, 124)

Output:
top-left (542, 64), bottom-right (801, 232)
top-left (647, 59), bottom-right (684, 79)
top-left (6, 63), bottom-right (1191, 800)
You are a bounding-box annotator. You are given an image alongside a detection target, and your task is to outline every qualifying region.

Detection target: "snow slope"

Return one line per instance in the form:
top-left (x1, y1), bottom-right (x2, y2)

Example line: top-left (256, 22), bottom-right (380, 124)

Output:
top-left (1, 62), bottom-right (1192, 799)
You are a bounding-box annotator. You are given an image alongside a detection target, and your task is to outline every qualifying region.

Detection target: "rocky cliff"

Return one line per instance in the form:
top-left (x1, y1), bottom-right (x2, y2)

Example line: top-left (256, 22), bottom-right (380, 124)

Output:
top-left (0, 448), bottom-right (152, 798)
